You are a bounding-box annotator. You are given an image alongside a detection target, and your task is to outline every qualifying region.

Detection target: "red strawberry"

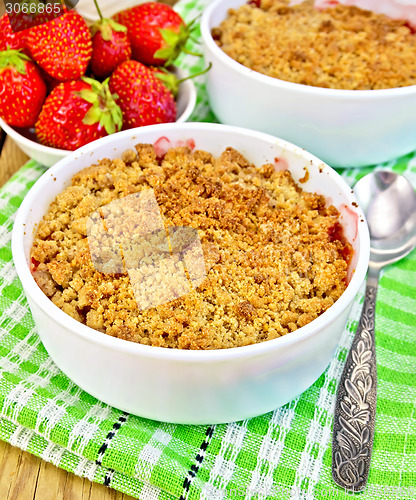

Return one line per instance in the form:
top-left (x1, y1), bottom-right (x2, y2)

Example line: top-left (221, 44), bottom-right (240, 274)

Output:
top-left (0, 13), bottom-right (28, 53)
top-left (90, 0), bottom-right (131, 79)
top-left (35, 77), bottom-right (123, 150)
top-left (0, 49), bottom-right (46, 127)
top-left (109, 60), bottom-right (176, 129)
top-left (26, 10), bottom-right (92, 81)
top-left (113, 2), bottom-right (194, 66)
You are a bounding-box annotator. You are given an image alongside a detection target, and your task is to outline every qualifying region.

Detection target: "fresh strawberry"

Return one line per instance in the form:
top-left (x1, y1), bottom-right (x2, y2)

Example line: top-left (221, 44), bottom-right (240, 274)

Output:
top-left (0, 13), bottom-right (28, 53)
top-left (26, 10), bottom-right (92, 81)
top-left (0, 49), bottom-right (46, 127)
top-left (109, 60), bottom-right (176, 129)
top-left (90, 24), bottom-right (131, 78)
top-left (35, 77), bottom-right (123, 150)
top-left (113, 2), bottom-right (194, 66)
top-left (90, 0), bottom-right (131, 78)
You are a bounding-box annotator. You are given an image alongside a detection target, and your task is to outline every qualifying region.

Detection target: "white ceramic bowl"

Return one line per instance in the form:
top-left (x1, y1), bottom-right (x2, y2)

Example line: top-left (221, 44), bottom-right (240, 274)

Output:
top-left (0, 71), bottom-right (196, 168)
top-left (201, 0), bottom-right (416, 168)
top-left (12, 123), bottom-right (369, 424)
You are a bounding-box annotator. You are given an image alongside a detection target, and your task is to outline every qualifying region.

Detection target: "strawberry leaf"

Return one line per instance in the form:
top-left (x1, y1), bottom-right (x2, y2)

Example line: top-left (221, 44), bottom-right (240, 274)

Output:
top-left (80, 77), bottom-right (123, 134)
top-left (154, 25), bottom-right (189, 66)
top-left (100, 22), bottom-right (113, 41)
top-left (159, 28), bottom-right (180, 47)
top-left (154, 67), bottom-right (179, 96)
top-left (79, 89), bottom-right (99, 104)
top-left (83, 105), bottom-right (102, 125)
top-left (0, 49), bottom-right (30, 74)
top-left (109, 106), bottom-right (123, 130)
top-left (100, 113), bottom-right (115, 135)
top-left (108, 19), bottom-right (127, 33)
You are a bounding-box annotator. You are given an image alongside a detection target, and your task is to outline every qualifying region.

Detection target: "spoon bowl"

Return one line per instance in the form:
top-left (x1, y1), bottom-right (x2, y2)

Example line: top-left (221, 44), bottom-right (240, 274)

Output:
top-left (355, 171), bottom-right (416, 266)
top-left (332, 170), bottom-right (416, 492)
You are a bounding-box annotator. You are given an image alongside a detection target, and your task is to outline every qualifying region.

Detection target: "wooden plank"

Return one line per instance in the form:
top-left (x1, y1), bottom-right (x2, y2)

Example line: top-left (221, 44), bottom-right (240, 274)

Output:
top-left (0, 440), bottom-right (41, 500)
top-left (0, 440), bottom-right (135, 500)
top-left (34, 460), bottom-right (69, 500)
top-left (61, 471), bottom-right (94, 500)
top-left (35, 459), bottom-right (130, 500)
top-left (0, 137), bottom-right (29, 187)
top-left (0, 439), bottom-right (21, 499)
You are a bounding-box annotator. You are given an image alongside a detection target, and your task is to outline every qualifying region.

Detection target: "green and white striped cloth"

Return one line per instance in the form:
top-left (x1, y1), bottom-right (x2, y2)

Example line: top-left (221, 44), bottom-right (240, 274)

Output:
top-left (1, 1), bottom-right (416, 498)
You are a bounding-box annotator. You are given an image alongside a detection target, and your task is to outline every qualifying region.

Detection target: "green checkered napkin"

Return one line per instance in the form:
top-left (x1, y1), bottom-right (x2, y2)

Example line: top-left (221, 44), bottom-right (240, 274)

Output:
top-left (1, 1), bottom-right (416, 498)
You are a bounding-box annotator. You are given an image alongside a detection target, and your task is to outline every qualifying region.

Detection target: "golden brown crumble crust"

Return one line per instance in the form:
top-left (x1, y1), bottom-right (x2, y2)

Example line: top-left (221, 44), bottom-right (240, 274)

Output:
top-left (213, 0), bottom-right (416, 90)
top-left (31, 144), bottom-right (350, 349)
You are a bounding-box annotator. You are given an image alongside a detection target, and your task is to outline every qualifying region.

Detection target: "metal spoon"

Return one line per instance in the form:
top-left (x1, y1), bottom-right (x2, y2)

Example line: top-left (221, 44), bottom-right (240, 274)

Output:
top-left (332, 170), bottom-right (416, 492)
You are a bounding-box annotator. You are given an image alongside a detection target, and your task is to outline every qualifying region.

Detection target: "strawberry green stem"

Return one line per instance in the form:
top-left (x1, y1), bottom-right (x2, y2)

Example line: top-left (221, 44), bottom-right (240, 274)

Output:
top-left (189, 35), bottom-right (201, 44)
top-left (182, 48), bottom-right (203, 57)
top-left (176, 62), bottom-right (212, 84)
top-left (93, 0), bottom-right (104, 21)
top-left (89, 4), bottom-right (127, 38)
top-left (155, 63), bottom-right (212, 97)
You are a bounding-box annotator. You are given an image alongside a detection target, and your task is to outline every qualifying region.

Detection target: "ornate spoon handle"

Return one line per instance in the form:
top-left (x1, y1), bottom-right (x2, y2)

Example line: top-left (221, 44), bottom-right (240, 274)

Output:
top-left (332, 270), bottom-right (378, 492)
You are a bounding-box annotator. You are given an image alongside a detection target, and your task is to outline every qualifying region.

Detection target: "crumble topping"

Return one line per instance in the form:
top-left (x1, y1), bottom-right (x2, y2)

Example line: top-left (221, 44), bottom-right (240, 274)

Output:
top-left (213, 0), bottom-right (416, 90)
top-left (31, 144), bottom-right (351, 349)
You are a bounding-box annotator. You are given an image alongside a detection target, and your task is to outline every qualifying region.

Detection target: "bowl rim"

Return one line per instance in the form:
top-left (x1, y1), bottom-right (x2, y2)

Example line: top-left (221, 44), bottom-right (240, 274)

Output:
top-left (200, 0), bottom-right (416, 98)
top-left (0, 69), bottom-right (196, 158)
top-left (12, 122), bottom-right (370, 362)
top-left (0, 116), bottom-right (68, 157)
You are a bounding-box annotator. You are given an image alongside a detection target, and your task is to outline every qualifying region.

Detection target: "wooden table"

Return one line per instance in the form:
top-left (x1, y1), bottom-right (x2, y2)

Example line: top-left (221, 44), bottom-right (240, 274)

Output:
top-left (0, 0), bottom-right (176, 496)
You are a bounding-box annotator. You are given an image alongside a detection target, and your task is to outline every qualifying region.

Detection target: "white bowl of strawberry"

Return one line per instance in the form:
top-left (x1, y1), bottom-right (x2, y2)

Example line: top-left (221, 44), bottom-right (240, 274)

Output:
top-left (0, 2), bottom-right (198, 167)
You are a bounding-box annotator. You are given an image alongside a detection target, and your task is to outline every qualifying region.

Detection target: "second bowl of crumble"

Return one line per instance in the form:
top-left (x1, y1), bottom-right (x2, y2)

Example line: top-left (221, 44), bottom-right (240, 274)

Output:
top-left (201, 0), bottom-right (416, 168)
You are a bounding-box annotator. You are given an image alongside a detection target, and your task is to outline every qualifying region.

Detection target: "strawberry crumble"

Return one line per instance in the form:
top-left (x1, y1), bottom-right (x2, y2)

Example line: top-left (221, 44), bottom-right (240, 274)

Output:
top-left (31, 144), bottom-right (351, 350)
top-left (212, 0), bottom-right (416, 90)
